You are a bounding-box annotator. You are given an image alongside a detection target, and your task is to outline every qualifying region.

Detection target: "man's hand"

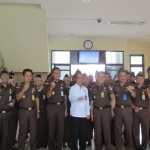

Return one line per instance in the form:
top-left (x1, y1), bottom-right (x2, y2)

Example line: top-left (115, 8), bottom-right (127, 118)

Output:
top-left (134, 107), bottom-right (140, 113)
top-left (147, 88), bottom-right (150, 97)
top-left (78, 96), bottom-right (84, 101)
top-left (127, 85), bottom-right (134, 93)
top-left (91, 113), bottom-right (94, 122)
top-left (87, 115), bottom-right (90, 120)
top-left (8, 103), bottom-right (14, 107)
top-left (50, 82), bottom-right (56, 89)
top-left (37, 112), bottom-right (40, 118)
top-left (65, 110), bottom-right (68, 117)
top-left (22, 84), bottom-right (30, 92)
top-left (111, 110), bottom-right (115, 118)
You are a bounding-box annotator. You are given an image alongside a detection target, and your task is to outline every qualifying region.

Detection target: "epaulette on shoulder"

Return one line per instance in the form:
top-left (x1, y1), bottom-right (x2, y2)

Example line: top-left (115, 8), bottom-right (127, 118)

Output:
top-left (16, 83), bottom-right (21, 88)
top-left (44, 82), bottom-right (49, 85)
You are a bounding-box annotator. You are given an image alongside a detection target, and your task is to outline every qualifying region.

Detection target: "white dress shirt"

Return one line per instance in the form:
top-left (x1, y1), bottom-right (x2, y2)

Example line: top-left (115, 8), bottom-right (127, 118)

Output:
top-left (69, 83), bottom-right (90, 118)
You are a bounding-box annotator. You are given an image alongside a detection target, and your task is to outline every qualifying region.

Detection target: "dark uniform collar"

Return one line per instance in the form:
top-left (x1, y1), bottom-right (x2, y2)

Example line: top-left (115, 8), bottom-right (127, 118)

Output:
top-left (51, 80), bottom-right (61, 84)
top-left (22, 82), bottom-right (34, 86)
top-left (136, 84), bottom-right (145, 88)
top-left (117, 82), bottom-right (128, 87)
top-left (0, 83), bottom-right (10, 88)
top-left (96, 83), bottom-right (105, 87)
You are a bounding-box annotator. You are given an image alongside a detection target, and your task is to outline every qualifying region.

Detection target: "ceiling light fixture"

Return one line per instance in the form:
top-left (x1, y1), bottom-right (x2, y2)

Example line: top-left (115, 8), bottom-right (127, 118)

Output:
top-left (83, 0), bottom-right (90, 3)
top-left (108, 21), bottom-right (145, 25)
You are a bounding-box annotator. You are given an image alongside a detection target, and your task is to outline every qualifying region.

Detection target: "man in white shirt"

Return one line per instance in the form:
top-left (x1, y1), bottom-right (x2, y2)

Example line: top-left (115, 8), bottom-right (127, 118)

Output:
top-left (69, 73), bottom-right (90, 150)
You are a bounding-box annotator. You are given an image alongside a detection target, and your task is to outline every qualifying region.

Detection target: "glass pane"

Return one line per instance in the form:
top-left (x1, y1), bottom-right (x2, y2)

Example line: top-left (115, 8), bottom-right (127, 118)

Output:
top-left (106, 65), bottom-right (123, 79)
top-left (106, 52), bottom-right (123, 64)
top-left (55, 65), bottom-right (70, 70)
top-left (131, 56), bottom-right (142, 64)
top-left (71, 64), bottom-right (105, 81)
top-left (106, 65), bottom-right (122, 71)
top-left (52, 65), bottom-right (54, 69)
top-left (52, 51), bottom-right (70, 64)
top-left (60, 71), bottom-right (70, 80)
top-left (131, 67), bottom-right (143, 76)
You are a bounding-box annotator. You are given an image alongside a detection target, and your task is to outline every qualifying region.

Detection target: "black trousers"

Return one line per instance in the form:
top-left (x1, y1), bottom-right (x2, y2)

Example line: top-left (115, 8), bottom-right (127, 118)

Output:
top-left (18, 108), bottom-right (37, 150)
top-left (47, 104), bottom-right (65, 150)
top-left (0, 111), bottom-right (11, 150)
top-left (133, 109), bottom-right (149, 150)
top-left (71, 116), bottom-right (87, 150)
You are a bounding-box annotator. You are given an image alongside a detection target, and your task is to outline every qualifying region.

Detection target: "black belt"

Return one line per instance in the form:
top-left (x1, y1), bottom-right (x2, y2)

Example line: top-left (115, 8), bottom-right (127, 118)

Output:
top-left (0, 109), bottom-right (11, 114)
top-left (19, 106), bottom-right (36, 110)
top-left (48, 101), bottom-right (64, 105)
top-left (116, 104), bottom-right (131, 108)
top-left (94, 105), bottom-right (110, 110)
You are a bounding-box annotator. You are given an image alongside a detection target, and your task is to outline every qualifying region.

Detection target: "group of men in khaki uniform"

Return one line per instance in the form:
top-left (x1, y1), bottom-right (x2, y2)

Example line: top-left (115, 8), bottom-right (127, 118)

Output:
top-left (0, 66), bottom-right (150, 150)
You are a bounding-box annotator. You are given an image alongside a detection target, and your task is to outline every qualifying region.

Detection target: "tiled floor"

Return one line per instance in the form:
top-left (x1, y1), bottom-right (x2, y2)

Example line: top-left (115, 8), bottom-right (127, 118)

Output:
top-left (23, 140), bottom-right (150, 150)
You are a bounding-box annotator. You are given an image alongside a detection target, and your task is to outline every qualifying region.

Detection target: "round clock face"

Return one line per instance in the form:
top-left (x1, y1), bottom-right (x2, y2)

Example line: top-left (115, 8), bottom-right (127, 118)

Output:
top-left (84, 40), bottom-right (93, 49)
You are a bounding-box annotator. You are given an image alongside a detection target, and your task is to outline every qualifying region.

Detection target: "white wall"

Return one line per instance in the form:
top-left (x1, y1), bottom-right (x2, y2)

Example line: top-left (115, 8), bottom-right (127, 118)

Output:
top-left (0, 3), bottom-right (49, 72)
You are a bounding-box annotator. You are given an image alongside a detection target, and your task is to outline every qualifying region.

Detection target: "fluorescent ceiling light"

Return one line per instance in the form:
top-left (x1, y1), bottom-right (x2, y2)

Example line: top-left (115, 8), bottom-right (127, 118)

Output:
top-left (108, 21), bottom-right (145, 25)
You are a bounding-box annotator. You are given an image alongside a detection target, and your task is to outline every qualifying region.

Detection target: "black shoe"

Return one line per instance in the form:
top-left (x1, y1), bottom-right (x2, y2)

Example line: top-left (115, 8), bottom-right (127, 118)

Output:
top-left (87, 142), bottom-right (91, 146)
top-left (111, 142), bottom-right (116, 146)
top-left (63, 143), bottom-right (67, 148)
top-left (68, 143), bottom-right (71, 148)
top-left (9, 146), bottom-right (17, 149)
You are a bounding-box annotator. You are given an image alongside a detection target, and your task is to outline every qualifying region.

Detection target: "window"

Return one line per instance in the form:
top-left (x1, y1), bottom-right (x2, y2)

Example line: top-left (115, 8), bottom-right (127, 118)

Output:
top-left (51, 50), bottom-right (124, 80)
top-left (106, 51), bottom-right (123, 64)
top-left (51, 51), bottom-right (70, 79)
top-left (106, 65), bottom-right (123, 79)
top-left (106, 51), bottom-right (124, 79)
top-left (52, 51), bottom-right (70, 64)
top-left (130, 55), bottom-right (144, 76)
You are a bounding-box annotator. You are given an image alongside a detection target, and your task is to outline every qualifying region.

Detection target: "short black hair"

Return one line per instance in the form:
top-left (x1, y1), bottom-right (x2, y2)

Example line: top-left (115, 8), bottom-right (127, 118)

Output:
top-left (105, 72), bottom-right (110, 76)
top-left (117, 69), bottom-right (127, 76)
top-left (97, 71), bottom-right (105, 77)
top-left (36, 74), bottom-right (42, 78)
top-left (51, 67), bottom-right (60, 73)
top-left (23, 69), bottom-right (33, 76)
top-left (0, 69), bottom-right (8, 75)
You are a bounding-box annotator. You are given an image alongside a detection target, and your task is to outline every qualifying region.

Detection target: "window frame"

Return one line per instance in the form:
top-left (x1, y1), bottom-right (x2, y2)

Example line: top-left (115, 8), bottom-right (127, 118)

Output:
top-left (51, 50), bottom-right (71, 64)
top-left (51, 50), bottom-right (124, 77)
top-left (130, 54), bottom-right (144, 73)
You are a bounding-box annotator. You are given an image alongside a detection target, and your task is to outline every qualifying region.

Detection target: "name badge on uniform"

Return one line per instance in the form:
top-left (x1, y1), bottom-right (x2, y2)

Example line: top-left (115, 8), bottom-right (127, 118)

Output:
top-left (32, 88), bottom-right (35, 101)
top-left (43, 95), bottom-right (46, 100)
top-left (9, 89), bottom-right (12, 102)
top-left (32, 95), bottom-right (35, 101)
top-left (85, 95), bottom-right (87, 100)
top-left (123, 93), bottom-right (127, 100)
top-left (101, 91), bottom-right (104, 98)
top-left (142, 92), bottom-right (145, 100)
top-left (9, 95), bottom-right (12, 102)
